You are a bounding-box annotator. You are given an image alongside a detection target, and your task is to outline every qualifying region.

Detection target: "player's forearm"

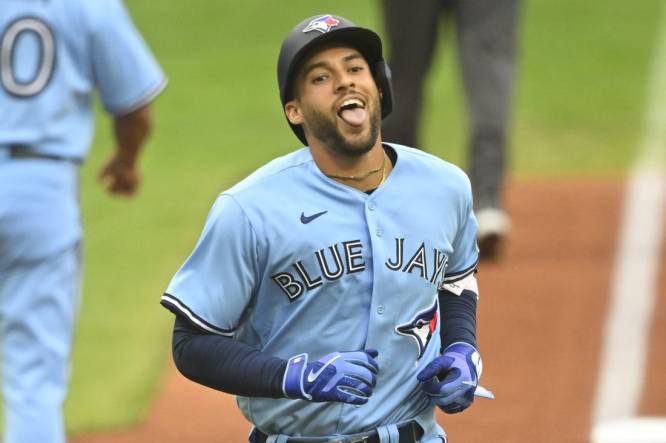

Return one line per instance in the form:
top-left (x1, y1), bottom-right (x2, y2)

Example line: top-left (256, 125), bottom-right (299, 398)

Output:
top-left (438, 290), bottom-right (478, 350)
top-left (112, 104), bottom-right (152, 166)
top-left (172, 315), bottom-right (287, 398)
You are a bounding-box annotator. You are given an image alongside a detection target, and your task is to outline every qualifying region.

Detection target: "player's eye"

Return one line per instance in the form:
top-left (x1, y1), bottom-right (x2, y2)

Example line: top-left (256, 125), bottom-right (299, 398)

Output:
top-left (312, 73), bottom-right (329, 83)
top-left (349, 65), bottom-right (365, 73)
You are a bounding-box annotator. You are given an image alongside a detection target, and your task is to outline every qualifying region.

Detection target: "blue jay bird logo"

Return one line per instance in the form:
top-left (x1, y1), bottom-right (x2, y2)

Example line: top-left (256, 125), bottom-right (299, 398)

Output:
top-left (302, 15), bottom-right (340, 34)
top-left (395, 299), bottom-right (439, 360)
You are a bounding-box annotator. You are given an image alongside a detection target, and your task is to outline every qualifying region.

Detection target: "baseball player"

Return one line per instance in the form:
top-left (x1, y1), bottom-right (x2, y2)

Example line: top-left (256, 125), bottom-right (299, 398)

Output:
top-left (0, 1), bottom-right (166, 442)
top-left (161, 14), bottom-right (486, 442)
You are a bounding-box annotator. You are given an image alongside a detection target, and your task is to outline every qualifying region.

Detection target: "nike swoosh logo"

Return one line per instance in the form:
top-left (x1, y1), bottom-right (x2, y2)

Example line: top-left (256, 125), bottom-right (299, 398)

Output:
top-left (306, 354), bottom-right (341, 383)
top-left (300, 210), bottom-right (328, 224)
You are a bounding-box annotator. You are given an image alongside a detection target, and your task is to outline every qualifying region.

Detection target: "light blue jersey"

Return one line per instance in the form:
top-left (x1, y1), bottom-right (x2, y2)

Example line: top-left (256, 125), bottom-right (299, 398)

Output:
top-left (0, 0), bottom-right (167, 160)
top-left (163, 144), bottom-right (479, 439)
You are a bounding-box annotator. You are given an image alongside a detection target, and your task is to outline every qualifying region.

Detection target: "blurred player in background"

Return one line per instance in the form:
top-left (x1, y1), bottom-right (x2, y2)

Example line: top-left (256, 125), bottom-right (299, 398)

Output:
top-left (381, 0), bottom-right (521, 260)
top-left (0, 0), bottom-right (166, 441)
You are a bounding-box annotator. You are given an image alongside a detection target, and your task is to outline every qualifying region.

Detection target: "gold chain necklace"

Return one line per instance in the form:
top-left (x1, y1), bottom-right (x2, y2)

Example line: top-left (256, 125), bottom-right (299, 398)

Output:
top-left (325, 153), bottom-right (386, 182)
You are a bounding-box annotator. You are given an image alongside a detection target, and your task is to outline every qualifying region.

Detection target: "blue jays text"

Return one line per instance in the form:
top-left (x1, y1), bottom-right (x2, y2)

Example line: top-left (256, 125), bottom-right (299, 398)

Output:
top-left (271, 237), bottom-right (449, 300)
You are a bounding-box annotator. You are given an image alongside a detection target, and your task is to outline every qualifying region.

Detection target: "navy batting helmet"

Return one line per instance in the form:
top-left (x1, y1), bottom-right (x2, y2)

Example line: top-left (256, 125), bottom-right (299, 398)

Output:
top-left (277, 14), bottom-right (393, 145)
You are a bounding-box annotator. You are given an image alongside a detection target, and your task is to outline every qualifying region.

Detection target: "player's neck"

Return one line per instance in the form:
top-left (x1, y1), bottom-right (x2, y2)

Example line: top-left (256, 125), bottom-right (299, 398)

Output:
top-left (310, 139), bottom-right (390, 191)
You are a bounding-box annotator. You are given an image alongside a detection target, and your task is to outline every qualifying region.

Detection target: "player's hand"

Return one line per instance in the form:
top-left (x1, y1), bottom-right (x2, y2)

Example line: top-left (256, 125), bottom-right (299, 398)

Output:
top-left (98, 154), bottom-right (140, 196)
top-left (417, 342), bottom-right (482, 414)
top-left (282, 349), bottom-right (379, 404)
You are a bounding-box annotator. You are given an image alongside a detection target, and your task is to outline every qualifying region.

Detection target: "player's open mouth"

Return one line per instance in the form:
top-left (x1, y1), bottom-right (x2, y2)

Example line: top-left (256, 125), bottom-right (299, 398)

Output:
top-left (337, 98), bottom-right (367, 127)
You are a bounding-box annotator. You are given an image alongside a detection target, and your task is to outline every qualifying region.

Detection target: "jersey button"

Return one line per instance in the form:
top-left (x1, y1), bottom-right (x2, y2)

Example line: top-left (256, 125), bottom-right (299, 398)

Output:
top-left (375, 229), bottom-right (382, 237)
top-left (377, 305), bottom-right (385, 315)
top-left (368, 201), bottom-right (376, 210)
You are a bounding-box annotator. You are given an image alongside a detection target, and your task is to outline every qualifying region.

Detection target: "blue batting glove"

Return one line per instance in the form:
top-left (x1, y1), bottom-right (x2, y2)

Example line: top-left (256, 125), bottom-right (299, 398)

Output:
top-left (417, 342), bottom-right (482, 414)
top-left (283, 349), bottom-right (379, 404)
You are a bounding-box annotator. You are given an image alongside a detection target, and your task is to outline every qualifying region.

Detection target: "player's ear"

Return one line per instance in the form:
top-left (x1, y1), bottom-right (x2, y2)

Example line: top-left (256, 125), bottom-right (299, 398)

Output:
top-left (284, 100), bottom-right (304, 125)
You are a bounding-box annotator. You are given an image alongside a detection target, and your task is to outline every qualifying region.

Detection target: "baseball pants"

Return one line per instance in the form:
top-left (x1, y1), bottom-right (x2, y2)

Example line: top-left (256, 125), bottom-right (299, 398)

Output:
top-left (0, 157), bottom-right (82, 443)
top-left (381, 0), bottom-right (520, 209)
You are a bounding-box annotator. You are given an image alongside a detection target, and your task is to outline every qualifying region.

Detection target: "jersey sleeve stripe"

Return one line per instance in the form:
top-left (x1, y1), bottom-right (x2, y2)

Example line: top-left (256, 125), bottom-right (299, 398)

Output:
top-left (113, 77), bottom-right (168, 116)
top-left (442, 260), bottom-right (478, 283)
top-left (160, 293), bottom-right (235, 336)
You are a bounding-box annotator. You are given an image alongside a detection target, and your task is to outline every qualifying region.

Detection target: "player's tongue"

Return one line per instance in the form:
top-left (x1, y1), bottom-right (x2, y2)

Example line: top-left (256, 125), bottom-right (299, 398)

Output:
top-left (339, 107), bottom-right (367, 127)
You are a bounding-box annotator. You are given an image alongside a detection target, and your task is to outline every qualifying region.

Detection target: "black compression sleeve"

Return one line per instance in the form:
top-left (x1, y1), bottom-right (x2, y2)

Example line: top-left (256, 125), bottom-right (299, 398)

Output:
top-left (438, 289), bottom-right (478, 350)
top-left (172, 314), bottom-right (287, 398)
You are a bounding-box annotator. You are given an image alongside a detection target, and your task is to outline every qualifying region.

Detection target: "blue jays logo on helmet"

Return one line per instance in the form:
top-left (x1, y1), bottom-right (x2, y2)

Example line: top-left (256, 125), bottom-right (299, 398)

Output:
top-left (395, 299), bottom-right (439, 360)
top-left (302, 15), bottom-right (340, 34)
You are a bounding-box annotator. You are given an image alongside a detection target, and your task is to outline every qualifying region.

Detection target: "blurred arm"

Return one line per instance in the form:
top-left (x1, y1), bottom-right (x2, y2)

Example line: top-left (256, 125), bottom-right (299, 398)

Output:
top-left (98, 104), bottom-right (153, 196)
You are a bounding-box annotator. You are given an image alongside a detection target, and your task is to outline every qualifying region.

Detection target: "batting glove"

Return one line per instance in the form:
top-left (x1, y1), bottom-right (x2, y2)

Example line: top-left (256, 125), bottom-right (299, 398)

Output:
top-left (282, 349), bottom-right (379, 404)
top-left (417, 342), bottom-right (482, 414)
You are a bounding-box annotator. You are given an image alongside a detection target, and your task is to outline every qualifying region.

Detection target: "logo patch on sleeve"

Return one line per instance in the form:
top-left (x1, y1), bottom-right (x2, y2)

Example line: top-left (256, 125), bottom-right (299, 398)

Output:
top-left (395, 299), bottom-right (439, 359)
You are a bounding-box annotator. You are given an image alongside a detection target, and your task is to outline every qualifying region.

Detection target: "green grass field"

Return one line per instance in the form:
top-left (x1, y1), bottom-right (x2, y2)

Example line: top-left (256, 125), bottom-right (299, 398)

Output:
top-left (64, 0), bottom-right (663, 432)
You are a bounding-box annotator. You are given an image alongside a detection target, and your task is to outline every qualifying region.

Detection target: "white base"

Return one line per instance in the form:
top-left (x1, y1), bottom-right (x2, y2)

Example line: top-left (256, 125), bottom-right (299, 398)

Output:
top-left (592, 418), bottom-right (666, 443)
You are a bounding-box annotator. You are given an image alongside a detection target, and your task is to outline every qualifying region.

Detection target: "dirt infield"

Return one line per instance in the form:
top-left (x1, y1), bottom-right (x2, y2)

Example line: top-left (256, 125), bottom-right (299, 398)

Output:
top-left (72, 179), bottom-right (666, 443)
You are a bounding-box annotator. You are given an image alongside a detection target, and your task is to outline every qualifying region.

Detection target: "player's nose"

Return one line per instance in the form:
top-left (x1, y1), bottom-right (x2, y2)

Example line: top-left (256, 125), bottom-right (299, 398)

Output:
top-left (334, 72), bottom-right (355, 93)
